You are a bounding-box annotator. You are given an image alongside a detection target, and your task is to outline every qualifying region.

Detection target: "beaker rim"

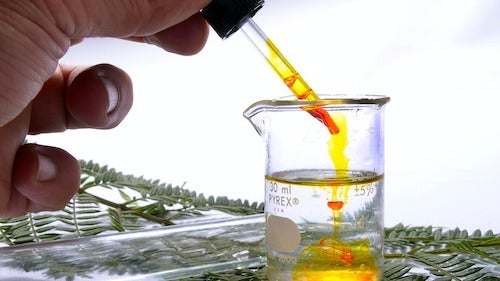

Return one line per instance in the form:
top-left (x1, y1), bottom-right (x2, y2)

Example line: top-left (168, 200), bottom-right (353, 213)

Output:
top-left (243, 94), bottom-right (390, 117)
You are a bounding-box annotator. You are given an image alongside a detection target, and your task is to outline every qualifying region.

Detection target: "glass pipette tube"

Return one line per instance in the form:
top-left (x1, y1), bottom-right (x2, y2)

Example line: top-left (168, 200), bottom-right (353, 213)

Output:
top-left (241, 18), bottom-right (340, 135)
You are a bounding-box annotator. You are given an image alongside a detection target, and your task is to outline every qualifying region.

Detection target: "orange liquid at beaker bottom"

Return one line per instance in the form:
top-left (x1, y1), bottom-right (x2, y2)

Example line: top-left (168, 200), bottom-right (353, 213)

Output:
top-left (264, 170), bottom-right (383, 281)
top-left (291, 238), bottom-right (378, 281)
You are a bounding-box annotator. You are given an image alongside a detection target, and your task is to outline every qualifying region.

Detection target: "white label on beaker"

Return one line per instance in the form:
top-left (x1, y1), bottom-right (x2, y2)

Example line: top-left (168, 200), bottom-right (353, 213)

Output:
top-left (266, 215), bottom-right (300, 252)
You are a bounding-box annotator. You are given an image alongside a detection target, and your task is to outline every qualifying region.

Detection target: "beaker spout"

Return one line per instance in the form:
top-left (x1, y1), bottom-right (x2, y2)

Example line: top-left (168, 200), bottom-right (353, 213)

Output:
top-left (243, 101), bottom-right (268, 137)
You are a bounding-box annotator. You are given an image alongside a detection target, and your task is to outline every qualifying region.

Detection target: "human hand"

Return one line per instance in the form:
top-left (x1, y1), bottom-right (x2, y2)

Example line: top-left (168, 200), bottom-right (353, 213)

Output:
top-left (0, 0), bottom-right (211, 217)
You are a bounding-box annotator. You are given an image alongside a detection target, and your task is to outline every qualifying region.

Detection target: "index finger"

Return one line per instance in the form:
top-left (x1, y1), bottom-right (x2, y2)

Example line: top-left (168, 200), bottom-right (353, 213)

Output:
top-left (59, 0), bottom-right (212, 39)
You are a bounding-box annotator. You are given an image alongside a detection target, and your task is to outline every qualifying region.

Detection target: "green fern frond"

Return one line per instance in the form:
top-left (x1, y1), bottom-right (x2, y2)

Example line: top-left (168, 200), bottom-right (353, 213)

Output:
top-left (1, 160), bottom-right (498, 281)
top-left (384, 223), bottom-right (500, 280)
top-left (412, 253), bottom-right (488, 281)
top-left (0, 212), bottom-right (64, 245)
top-left (0, 160), bottom-right (264, 246)
top-left (382, 263), bottom-right (413, 280)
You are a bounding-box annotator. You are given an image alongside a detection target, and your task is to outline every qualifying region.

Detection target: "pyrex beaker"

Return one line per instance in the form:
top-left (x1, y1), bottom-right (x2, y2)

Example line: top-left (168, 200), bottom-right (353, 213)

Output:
top-left (244, 95), bottom-right (390, 281)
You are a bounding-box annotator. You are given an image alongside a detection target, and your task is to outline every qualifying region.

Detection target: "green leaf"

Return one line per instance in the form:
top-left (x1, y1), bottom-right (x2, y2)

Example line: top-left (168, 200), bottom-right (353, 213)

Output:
top-left (383, 263), bottom-right (412, 279)
top-left (448, 240), bottom-right (500, 263)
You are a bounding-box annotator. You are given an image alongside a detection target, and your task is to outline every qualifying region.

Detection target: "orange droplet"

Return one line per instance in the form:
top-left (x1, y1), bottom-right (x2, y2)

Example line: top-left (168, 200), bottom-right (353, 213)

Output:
top-left (297, 89), bottom-right (313, 100)
top-left (283, 73), bottom-right (299, 88)
top-left (327, 201), bottom-right (344, 210)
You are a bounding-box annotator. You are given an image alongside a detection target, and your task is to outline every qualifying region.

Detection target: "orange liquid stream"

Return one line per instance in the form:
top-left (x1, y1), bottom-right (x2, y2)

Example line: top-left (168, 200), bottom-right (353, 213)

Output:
top-left (265, 38), bottom-right (378, 280)
top-left (292, 114), bottom-right (378, 281)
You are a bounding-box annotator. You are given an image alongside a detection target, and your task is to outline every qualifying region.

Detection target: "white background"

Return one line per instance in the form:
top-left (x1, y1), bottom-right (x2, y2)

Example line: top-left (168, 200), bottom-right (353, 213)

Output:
top-left (30, 0), bottom-right (499, 232)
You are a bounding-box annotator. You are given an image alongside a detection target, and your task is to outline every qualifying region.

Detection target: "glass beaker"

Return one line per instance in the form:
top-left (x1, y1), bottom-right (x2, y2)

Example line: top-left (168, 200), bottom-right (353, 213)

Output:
top-left (244, 95), bottom-right (390, 281)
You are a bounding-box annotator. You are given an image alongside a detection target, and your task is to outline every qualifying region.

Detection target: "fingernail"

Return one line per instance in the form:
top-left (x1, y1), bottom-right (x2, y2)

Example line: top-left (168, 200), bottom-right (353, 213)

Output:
top-left (36, 151), bottom-right (57, 182)
top-left (97, 71), bottom-right (120, 114)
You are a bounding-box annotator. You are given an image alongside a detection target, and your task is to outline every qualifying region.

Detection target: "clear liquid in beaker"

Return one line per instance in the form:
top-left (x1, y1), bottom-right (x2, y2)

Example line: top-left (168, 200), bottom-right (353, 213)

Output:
top-left (265, 169), bottom-right (384, 281)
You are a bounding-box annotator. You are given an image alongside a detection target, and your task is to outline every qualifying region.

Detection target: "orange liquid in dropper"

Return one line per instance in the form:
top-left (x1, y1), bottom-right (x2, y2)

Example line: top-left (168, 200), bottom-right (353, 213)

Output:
top-left (266, 39), bottom-right (339, 135)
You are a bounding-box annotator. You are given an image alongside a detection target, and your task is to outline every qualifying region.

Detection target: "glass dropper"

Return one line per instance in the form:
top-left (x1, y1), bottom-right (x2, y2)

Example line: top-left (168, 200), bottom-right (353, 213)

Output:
top-left (240, 19), bottom-right (339, 134)
top-left (201, 0), bottom-right (339, 134)
top-left (240, 18), bottom-right (319, 102)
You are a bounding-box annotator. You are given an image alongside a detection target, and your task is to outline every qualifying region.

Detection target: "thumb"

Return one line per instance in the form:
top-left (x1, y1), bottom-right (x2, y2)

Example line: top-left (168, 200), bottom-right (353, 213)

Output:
top-left (1, 144), bottom-right (81, 218)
